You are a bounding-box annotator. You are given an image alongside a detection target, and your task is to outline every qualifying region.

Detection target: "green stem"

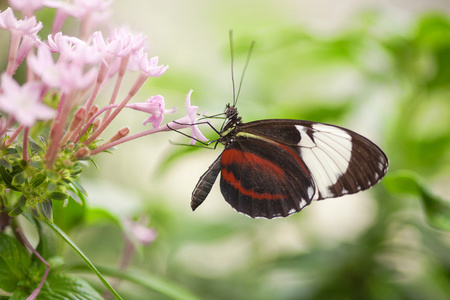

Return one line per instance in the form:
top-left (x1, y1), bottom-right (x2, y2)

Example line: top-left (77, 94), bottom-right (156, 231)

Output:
top-left (46, 221), bottom-right (123, 300)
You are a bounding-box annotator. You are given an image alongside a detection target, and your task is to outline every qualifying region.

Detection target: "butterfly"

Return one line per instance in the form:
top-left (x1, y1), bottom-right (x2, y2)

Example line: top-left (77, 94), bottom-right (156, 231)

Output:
top-left (190, 34), bottom-right (389, 219)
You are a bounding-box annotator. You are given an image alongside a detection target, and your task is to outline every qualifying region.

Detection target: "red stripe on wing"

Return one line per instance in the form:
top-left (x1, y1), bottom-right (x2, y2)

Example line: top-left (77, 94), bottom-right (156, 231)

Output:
top-left (221, 148), bottom-right (286, 178)
top-left (277, 143), bottom-right (309, 175)
top-left (221, 169), bottom-right (287, 200)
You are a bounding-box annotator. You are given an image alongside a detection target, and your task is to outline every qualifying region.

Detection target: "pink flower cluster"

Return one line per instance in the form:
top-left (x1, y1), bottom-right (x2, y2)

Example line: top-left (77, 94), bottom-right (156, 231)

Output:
top-left (0, 0), bottom-right (208, 169)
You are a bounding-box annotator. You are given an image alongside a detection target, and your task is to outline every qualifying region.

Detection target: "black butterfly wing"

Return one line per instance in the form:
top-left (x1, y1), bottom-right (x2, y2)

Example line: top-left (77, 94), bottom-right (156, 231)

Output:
top-left (192, 119), bottom-right (388, 219)
top-left (220, 137), bottom-right (315, 219)
top-left (238, 119), bottom-right (389, 201)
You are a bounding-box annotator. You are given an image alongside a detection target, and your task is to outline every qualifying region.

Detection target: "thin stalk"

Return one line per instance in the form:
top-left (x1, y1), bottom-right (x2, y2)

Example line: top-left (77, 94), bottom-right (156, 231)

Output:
top-left (46, 221), bottom-right (123, 300)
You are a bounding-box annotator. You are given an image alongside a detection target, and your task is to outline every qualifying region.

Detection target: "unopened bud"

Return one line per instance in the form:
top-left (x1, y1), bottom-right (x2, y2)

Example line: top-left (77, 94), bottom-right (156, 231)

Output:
top-left (107, 127), bottom-right (130, 144)
top-left (87, 105), bottom-right (99, 121)
top-left (69, 108), bottom-right (86, 131)
top-left (92, 117), bottom-right (102, 132)
top-left (74, 147), bottom-right (89, 159)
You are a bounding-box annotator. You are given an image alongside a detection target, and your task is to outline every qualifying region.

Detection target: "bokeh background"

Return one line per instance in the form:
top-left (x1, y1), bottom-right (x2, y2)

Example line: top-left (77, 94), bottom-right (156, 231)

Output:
top-left (2, 0), bottom-right (450, 299)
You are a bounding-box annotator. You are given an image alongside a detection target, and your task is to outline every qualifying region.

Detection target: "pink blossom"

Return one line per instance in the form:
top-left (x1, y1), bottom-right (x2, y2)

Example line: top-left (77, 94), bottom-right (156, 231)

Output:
top-left (92, 29), bottom-right (146, 79)
top-left (110, 28), bottom-right (146, 54)
top-left (45, 0), bottom-right (112, 34)
top-left (94, 28), bottom-right (146, 58)
top-left (93, 31), bottom-right (129, 59)
top-left (45, 0), bottom-right (108, 19)
top-left (47, 32), bottom-right (100, 65)
top-left (27, 44), bottom-right (62, 87)
top-left (8, 0), bottom-right (45, 17)
top-left (0, 8), bottom-right (42, 35)
top-left (134, 49), bottom-right (168, 77)
top-left (174, 90), bottom-right (208, 145)
top-left (127, 95), bottom-right (176, 128)
top-left (123, 217), bottom-right (157, 246)
top-left (0, 8), bottom-right (43, 75)
top-left (0, 74), bottom-right (55, 127)
top-left (28, 45), bottom-right (97, 92)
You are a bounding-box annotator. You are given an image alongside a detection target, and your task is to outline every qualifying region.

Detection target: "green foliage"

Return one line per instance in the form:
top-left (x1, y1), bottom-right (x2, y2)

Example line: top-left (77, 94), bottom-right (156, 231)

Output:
top-left (0, 233), bottom-right (31, 293)
top-left (0, 136), bottom-right (88, 222)
top-left (384, 170), bottom-right (450, 231)
top-left (152, 11), bottom-right (450, 300)
top-left (38, 273), bottom-right (103, 300)
top-left (2, 8), bottom-right (450, 300)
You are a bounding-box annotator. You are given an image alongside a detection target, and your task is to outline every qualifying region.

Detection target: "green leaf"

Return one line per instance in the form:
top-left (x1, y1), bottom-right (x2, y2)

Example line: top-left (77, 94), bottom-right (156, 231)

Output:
top-left (85, 207), bottom-right (121, 227)
top-left (38, 199), bottom-right (54, 222)
top-left (0, 158), bottom-right (12, 170)
top-left (70, 165), bottom-right (83, 176)
top-left (68, 178), bottom-right (87, 196)
top-left (0, 254), bottom-right (17, 292)
top-left (31, 173), bottom-right (47, 188)
top-left (48, 192), bottom-right (69, 201)
top-left (38, 136), bottom-right (47, 147)
top-left (383, 170), bottom-right (421, 195)
top-left (384, 170), bottom-right (450, 231)
top-left (12, 171), bottom-right (26, 186)
top-left (8, 206), bottom-right (23, 217)
top-left (419, 185), bottom-right (450, 232)
top-left (10, 289), bottom-right (29, 300)
top-left (38, 273), bottom-right (103, 300)
top-left (28, 137), bottom-right (44, 154)
top-left (0, 165), bottom-right (13, 186)
top-left (0, 233), bottom-right (31, 292)
top-left (2, 148), bottom-right (18, 156)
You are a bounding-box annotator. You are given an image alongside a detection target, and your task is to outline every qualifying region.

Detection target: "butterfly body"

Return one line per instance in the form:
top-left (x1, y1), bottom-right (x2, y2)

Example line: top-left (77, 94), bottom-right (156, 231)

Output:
top-left (191, 105), bottom-right (388, 219)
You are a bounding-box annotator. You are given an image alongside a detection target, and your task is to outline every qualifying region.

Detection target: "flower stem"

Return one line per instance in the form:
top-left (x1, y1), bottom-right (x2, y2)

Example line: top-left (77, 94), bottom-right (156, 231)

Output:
top-left (16, 227), bottom-right (50, 300)
top-left (5, 124), bottom-right (21, 146)
top-left (44, 91), bottom-right (74, 168)
top-left (46, 221), bottom-right (123, 300)
top-left (103, 56), bottom-right (129, 123)
top-left (22, 127), bottom-right (29, 161)
top-left (83, 72), bottom-right (148, 146)
top-left (89, 124), bottom-right (171, 155)
top-left (6, 32), bottom-right (21, 76)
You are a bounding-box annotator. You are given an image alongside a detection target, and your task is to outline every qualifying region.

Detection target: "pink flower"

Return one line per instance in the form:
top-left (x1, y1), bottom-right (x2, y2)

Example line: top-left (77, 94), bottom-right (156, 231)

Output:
top-left (0, 8), bottom-right (42, 75)
top-left (0, 74), bottom-right (55, 127)
top-left (47, 32), bottom-right (100, 65)
top-left (174, 90), bottom-right (208, 145)
top-left (45, 0), bottom-right (112, 34)
top-left (27, 45), bottom-right (62, 87)
top-left (92, 29), bottom-right (147, 79)
top-left (134, 49), bottom-right (168, 77)
top-left (123, 217), bottom-right (157, 246)
top-left (127, 95), bottom-right (176, 128)
top-left (8, 0), bottom-right (46, 16)
top-left (111, 28), bottom-right (146, 54)
top-left (0, 8), bottom-right (42, 35)
top-left (93, 31), bottom-right (128, 59)
top-left (28, 44), bottom-right (98, 92)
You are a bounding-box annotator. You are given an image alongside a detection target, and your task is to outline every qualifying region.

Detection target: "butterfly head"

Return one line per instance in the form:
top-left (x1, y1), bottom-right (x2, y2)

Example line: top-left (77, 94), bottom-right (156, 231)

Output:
top-left (219, 104), bottom-right (241, 145)
top-left (225, 104), bottom-right (239, 120)
top-left (224, 103), bottom-right (241, 128)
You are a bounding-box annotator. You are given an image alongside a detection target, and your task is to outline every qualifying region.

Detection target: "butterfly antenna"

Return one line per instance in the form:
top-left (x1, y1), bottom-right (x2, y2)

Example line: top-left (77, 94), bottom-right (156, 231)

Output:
top-left (235, 41), bottom-right (255, 106)
top-left (229, 30), bottom-right (237, 107)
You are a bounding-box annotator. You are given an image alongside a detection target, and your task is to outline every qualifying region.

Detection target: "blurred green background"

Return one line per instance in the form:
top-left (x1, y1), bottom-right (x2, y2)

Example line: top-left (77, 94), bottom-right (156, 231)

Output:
top-left (3, 0), bottom-right (450, 299)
